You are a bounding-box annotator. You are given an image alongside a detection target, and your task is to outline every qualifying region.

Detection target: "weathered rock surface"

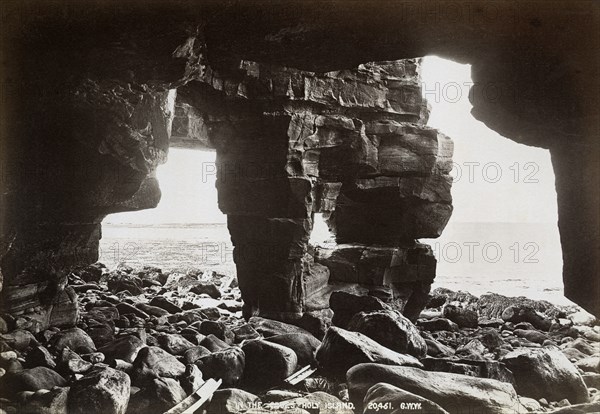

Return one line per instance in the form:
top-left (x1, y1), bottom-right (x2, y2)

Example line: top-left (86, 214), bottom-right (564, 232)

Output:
top-left (316, 327), bottom-right (422, 378)
top-left (264, 333), bottom-right (321, 366)
top-left (0, 367), bottom-right (67, 396)
top-left (242, 340), bottom-right (297, 387)
top-left (207, 388), bottom-right (261, 414)
top-left (196, 347), bottom-right (245, 387)
top-left (347, 363), bottom-right (525, 414)
top-left (363, 382), bottom-right (449, 414)
top-left (131, 346), bottom-right (186, 384)
top-left (347, 310), bottom-right (427, 358)
top-left (68, 367), bottom-right (130, 414)
top-left (500, 347), bottom-right (589, 404)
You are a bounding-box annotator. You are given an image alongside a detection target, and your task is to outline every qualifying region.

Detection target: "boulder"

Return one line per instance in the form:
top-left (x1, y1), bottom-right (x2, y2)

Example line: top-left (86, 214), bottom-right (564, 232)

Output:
top-left (131, 346), bottom-right (186, 384)
top-left (57, 347), bottom-right (93, 375)
top-left (191, 282), bottom-right (222, 299)
top-left (50, 327), bottom-right (96, 353)
top-left (442, 305), bottom-right (478, 329)
top-left (149, 297), bottom-right (182, 314)
top-left (347, 363), bottom-right (524, 414)
top-left (232, 324), bottom-right (261, 343)
top-left (107, 274), bottom-right (144, 295)
top-left (417, 318), bottom-right (458, 332)
top-left (156, 333), bottom-right (195, 355)
top-left (181, 364), bottom-right (205, 394)
top-left (265, 333), bottom-right (321, 366)
top-left (502, 306), bottom-right (552, 331)
top-left (0, 367), bottom-right (67, 397)
top-left (183, 345), bottom-right (212, 364)
top-left (329, 291), bottom-right (389, 329)
top-left (25, 345), bottom-right (56, 369)
top-left (20, 386), bottom-right (69, 414)
top-left (199, 321), bottom-right (235, 345)
top-left (136, 303), bottom-right (169, 317)
top-left (127, 377), bottom-right (187, 414)
top-left (500, 347), bottom-right (589, 403)
top-left (363, 382), bottom-right (449, 414)
top-left (68, 367), bottom-right (130, 414)
top-left (270, 391), bottom-right (353, 414)
top-left (248, 317), bottom-right (313, 338)
top-left (316, 327), bottom-right (422, 378)
top-left (421, 357), bottom-right (515, 384)
top-left (201, 334), bottom-right (230, 352)
top-left (207, 388), bottom-right (261, 414)
top-left (196, 347), bottom-right (245, 387)
top-left (242, 340), bottom-right (297, 387)
top-left (98, 335), bottom-right (145, 364)
top-left (347, 310), bottom-right (427, 358)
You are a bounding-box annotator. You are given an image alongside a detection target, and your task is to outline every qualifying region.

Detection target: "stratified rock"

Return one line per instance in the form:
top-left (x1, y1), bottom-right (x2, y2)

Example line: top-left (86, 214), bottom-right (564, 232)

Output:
top-left (0, 367), bottom-right (67, 397)
top-left (347, 310), bottom-right (427, 358)
top-left (316, 327), bottom-right (422, 378)
top-left (207, 388), bottom-right (261, 414)
top-left (242, 340), bottom-right (297, 387)
top-left (98, 335), bottom-right (145, 364)
top-left (49, 327), bottom-right (96, 353)
top-left (329, 291), bottom-right (389, 329)
top-left (500, 347), bottom-right (589, 403)
top-left (363, 382), bottom-right (449, 414)
top-left (442, 305), bottom-right (478, 329)
top-left (67, 367), bottom-right (130, 414)
top-left (131, 346), bottom-right (186, 384)
top-left (196, 347), bottom-right (245, 387)
top-left (347, 363), bottom-right (524, 414)
top-left (422, 357), bottom-right (515, 384)
top-left (265, 333), bottom-right (321, 366)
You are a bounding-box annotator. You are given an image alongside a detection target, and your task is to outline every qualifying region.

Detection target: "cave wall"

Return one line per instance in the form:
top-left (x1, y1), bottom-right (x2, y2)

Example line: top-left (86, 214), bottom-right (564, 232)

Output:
top-left (1, 0), bottom-right (598, 323)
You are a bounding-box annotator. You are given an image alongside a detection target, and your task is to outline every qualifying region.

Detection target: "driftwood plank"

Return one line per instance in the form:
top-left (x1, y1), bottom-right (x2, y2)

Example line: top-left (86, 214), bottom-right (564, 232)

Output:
top-left (164, 378), bottom-right (222, 414)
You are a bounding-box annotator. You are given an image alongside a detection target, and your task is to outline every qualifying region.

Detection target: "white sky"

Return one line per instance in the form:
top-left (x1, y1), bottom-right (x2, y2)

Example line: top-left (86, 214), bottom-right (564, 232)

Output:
top-left (104, 56), bottom-right (558, 225)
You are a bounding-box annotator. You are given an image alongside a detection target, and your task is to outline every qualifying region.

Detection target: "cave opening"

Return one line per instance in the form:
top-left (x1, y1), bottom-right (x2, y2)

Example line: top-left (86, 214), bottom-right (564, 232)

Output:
top-left (420, 56), bottom-right (566, 304)
top-left (100, 148), bottom-right (234, 278)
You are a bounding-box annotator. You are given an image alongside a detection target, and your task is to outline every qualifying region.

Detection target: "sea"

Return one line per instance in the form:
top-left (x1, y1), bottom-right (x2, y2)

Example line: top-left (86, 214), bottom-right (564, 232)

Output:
top-left (99, 221), bottom-right (573, 307)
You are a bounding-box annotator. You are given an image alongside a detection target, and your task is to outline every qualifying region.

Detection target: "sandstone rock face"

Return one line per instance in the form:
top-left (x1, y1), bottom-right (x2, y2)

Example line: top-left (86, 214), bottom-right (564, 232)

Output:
top-left (174, 57), bottom-right (453, 323)
top-left (0, 1), bottom-right (598, 330)
top-left (347, 363), bottom-right (525, 414)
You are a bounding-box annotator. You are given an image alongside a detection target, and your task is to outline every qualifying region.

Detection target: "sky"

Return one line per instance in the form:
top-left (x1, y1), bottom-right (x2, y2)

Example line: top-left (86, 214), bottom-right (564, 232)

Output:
top-left (104, 56), bottom-right (558, 225)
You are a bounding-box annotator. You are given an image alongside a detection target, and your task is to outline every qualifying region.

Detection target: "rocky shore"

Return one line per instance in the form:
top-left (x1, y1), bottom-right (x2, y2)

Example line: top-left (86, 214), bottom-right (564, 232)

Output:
top-left (0, 263), bottom-right (598, 414)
